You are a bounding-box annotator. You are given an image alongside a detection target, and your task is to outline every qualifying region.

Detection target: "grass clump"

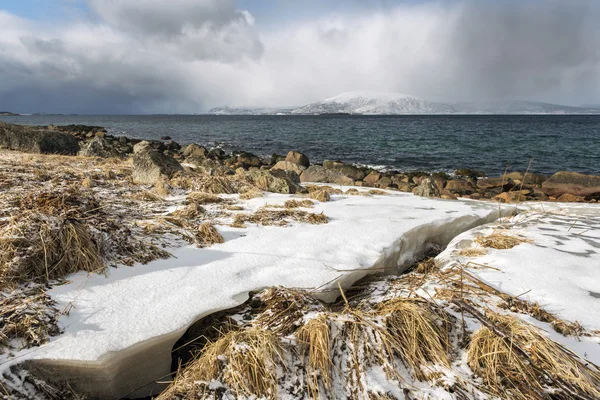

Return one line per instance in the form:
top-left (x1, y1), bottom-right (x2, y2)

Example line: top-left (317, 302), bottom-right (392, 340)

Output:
top-left (0, 286), bottom-right (61, 353)
top-left (378, 299), bottom-right (450, 379)
top-left (456, 247), bottom-right (488, 257)
top-left (195, 222), bottom-right (224, 248)
top-left (296, 314), bottom-right (332, 398)
top-left (239, 188), bottom-right (264, 200)
top-left (194, 176), bottom-right (237, 194)
top-left (130, 191), bottom-right (165, 202)
top-left (186, 192), bottom-right (224, 205)
top-left (0, 215), bottom-right (104, 285)
top-left (169, 203), bottom-right (206, 219)
top-left (158, 328), bottom-right (283, 400)
top-left (475, 233), bottom-right (532, 249)
top-left (284, 199), bottom-right (314, 208)
top-left (232, 209), bottom-right (328, 228)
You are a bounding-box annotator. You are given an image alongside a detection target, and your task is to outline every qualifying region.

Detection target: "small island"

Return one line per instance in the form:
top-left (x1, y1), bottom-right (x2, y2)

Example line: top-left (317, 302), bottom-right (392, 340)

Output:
top-left (0, 111), bottom-right (19, 116)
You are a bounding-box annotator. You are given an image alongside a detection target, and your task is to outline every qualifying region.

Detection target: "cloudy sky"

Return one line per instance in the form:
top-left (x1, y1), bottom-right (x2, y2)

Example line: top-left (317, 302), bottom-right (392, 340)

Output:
top-left (1, 0), bottom-right (599, 114)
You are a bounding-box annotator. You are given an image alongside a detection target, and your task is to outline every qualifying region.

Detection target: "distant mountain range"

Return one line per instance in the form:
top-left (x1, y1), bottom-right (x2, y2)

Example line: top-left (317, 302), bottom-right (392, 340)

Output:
top-left (208, 91), bottom-right (600, 115)
top-left (0, 112), bottom-right (20, 116)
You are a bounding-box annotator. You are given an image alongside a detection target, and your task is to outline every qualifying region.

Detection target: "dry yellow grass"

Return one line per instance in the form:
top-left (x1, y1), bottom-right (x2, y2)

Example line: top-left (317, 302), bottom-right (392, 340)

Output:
top-left (153, 179), bottom-right (170, 197)
top-left (232, 209), bottom-right (328, 228)
top-left (296, 314), bottom-right (332, 398)
top-left (378, 299), bottom-right (449, 379)
top-left (239, 188), bottom-right (264, 200)
top-left (186, 191), bottom-right (224, 205)
top-left (284, 199), bottom-right (314, 208)
top-left (158, 328), bottom-right (283, 400)
top-left (169, 203), bottom-right (205, 219)
top-left (456, 247), bottom-right (488, 257)
top-left (475, 233), bottom-right (532, 249)
top-left (195, 222), bottom-right (224, 248)
top-left (194, 176), bottom-right (237, 194)
top-left (130, 191), bottom-right (165, 202)
top-left (468, 326), bottom-right (541, 399)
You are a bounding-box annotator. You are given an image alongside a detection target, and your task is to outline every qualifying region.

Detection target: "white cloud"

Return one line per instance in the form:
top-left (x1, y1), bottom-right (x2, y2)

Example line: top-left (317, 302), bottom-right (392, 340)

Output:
top-left (0, 1), bottom-right (599, 113)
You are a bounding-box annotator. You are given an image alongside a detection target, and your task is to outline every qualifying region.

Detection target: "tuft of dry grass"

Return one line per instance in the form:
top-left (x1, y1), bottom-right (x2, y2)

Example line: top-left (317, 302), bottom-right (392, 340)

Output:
top-left (378, 299), bottom-right (450, 379)
top-left (239, 188), bottom-right (264, 200)
top-left (158, 328), bottom-right (283, 400)
top-left (186, 192), bottom-right (224, 205)
top-left (414, 257), bottom-right (438, 274)
top-left (153, 179), bottom-right (170, 197)
top-left (0, 216), bottom-right (104, 285)
top-left (284, 199), bottom-right (314, 208)
top-left (296, 314), bottom-right (332, 398)
top-left (194, 176), bottom-right (237, 194)
top-left (81, 177), bottom-right (93, 188)
top-left (489, 313), bottom-right (600, 398)
top-left (474, 233), bottom-right (532, 249)
top-left (467, 326), bottom-right (541, 399)
top-left (368, 189), bottom-right (387, 196)
top-left (130, 191), bottom-right (165, 202)
top-left (456, 247), bottom-right (488, 257)
top-left (169, 203), bottom-right (205, 219)
top-left (231, 209), bottom-right (328, 228)
top-left (309, 190), bottom-right (331, 202)
top-left (0, 286), bottom-right (61, 353)
top-left (195, 222), bottom-right (224, 248)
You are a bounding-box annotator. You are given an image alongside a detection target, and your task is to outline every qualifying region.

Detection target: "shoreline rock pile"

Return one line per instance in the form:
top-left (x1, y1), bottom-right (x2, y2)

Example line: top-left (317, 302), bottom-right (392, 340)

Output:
top-left (1, 121), bottom-right (599, 203)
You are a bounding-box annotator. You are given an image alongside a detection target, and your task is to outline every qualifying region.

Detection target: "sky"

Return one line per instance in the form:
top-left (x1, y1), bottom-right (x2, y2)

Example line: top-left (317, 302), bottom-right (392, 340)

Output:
top-left (0, 0), bottom-right (599, 114)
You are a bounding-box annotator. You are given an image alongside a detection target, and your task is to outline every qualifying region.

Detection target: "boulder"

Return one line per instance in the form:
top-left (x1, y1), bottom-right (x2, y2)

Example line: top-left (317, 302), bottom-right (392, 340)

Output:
top-left (323, 162), bottom-right (367, 181)
top-left (505, 171), bottom-right (547, 185)
top-left (271, 160), bottom-right (306, 175)
top-left (412, 178), bottom-right (441, 198)
top-left (80, 137), bottom-right (123, 158)
top-left (541, 172), bottom-right (600, 197)
top-left (493, 192), bottom-right (513, 203)
top-left (132, 148), bottom-right (183, 185)
top-left (556, 193), bottom-right (586, 203)
top-left (164, 140), bottom-right (181, 152)
top-left (477, 177), bottom-right (515, 190)
top-left (247, 169), bottom-right (302, 194)
top-left (300, 165), bottom-right (355, 186)
top-left (161, 136), bottom-right (172, 140)
top-left (376, 176), bottom-right (393, 189)
top-left (133, 140), bottom-right (152, 154)
top-left (455, 168), bottom-right (485, 179)
top-left (445, 179), bottom-right (475, 195)
top-left (234, 151), bottom-right (262, 168)
top-left (395, 182), bottom-right (413, 192)
top-left (363, 171), bottom-right (382, 186)
top-left (0, 122), bottom-right (79, 155)
top-left (285, 151), bottom-right (310, 168)
top-left (183, 144), bottom-right (208, 158)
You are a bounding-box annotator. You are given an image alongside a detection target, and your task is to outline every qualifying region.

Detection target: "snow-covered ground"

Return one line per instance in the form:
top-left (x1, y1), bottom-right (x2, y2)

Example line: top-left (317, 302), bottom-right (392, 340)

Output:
top-left (2, 188), bottom-right (508, 399)
top-left (437, 203), bottom-right (600, 365)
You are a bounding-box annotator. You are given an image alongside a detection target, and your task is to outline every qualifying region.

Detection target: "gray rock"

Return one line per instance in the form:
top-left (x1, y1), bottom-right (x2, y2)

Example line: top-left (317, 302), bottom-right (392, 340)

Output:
top-left (271, 160), bottom-right (306, 175)
top-left (285, 151), bottom-right (310, 168)
top-left (323, 162), bottom-right (367, 181)
top-left (132, 148), bottom-right (183, 185)
top-left (542, 171), bottom-right (600, 197)
top-left (133, 140), bottom-right (152, 154)
top-left (0, 122), bottom-right (79, 155)
top-left (247, 169), bottom-right (303, 194)
top-left (80, 137), bottom-right (123, 158)
top-left (412, 178), bottom-right (441, 198)
top-left (183, 144), bottom-right (208, 158)
top-left (300, 165), bottom-right (355, 185)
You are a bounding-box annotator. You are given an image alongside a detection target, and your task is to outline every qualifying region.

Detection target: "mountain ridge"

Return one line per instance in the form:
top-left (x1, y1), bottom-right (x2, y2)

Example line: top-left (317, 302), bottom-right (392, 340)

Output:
top-left (207, 92), bottom-right (600, 115)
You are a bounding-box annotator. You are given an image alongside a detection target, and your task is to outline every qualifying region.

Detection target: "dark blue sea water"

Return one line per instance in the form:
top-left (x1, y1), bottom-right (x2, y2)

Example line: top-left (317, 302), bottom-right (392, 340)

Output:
top-left (2, 114), bottom-right (600, 176)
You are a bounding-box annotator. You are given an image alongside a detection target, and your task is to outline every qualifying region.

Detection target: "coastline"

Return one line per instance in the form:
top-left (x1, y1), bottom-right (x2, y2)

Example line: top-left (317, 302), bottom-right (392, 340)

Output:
top-left (1, 122), bottom-right (600, 399)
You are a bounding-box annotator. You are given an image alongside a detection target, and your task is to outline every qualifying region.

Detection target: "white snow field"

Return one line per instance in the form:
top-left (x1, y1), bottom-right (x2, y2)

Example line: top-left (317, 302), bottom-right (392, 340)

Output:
top-left (437, 203), bottom-right (600, 365)
top-left (3, 188), bottom-right (509, 399)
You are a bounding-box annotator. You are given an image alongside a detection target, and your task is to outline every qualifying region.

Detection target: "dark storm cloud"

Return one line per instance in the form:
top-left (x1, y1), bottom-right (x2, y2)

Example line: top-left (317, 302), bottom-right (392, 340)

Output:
top-left (0, 0), bottom-right (599, 113)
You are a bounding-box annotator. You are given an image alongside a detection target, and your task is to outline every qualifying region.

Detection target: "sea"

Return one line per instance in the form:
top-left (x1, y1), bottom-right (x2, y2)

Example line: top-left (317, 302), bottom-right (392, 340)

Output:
top-left (2, 114), bottom-right (600, 176)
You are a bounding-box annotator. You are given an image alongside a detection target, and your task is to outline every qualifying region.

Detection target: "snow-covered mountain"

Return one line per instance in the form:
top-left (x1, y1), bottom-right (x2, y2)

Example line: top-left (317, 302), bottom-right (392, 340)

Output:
top-left (291, 91), bottom-right (456, 115)
top-left (453, 100), bottom-right (599, 114)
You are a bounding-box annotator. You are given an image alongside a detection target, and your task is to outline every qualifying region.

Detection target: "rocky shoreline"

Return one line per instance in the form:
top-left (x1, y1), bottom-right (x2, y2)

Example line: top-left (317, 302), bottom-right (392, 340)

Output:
top-left (1, 121), bottom-right (600, 400)
top-left (2, 121), bottom-right (599, 204)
